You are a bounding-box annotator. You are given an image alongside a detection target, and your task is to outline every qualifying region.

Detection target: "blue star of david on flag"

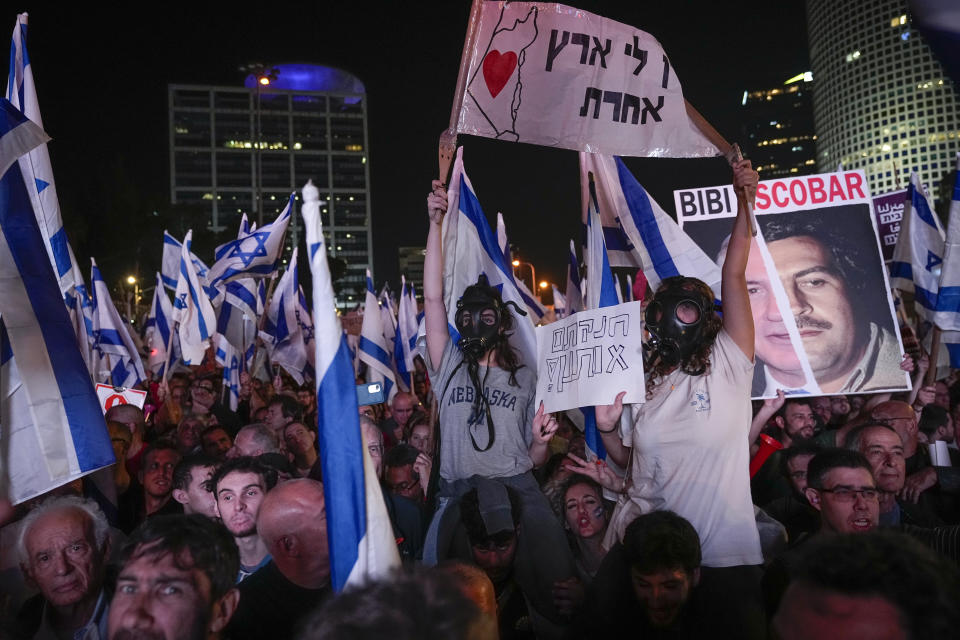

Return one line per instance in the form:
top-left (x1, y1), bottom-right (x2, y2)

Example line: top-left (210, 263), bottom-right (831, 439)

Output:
top-left (207, 194), bottom-right (293, 287)
top-left (225, 230), bottom-right (270, 268)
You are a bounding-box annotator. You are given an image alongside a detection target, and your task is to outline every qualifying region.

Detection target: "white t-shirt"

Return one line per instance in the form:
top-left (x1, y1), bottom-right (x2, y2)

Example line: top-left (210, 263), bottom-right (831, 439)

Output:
top-left (604, 329), bottom-right (763, 568)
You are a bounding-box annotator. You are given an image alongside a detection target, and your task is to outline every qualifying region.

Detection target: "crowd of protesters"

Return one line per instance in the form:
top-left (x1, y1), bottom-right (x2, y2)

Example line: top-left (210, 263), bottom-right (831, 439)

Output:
top-left (1, 160), bottom-right (959, 639)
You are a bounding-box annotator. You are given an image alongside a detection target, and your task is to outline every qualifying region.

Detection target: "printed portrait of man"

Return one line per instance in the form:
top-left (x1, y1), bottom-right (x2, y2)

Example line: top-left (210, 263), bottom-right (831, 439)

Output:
top-left (752, 207), bottom-right (906, 395)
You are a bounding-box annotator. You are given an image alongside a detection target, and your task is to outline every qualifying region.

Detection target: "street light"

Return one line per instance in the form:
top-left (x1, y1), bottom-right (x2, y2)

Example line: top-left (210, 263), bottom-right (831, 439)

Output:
top-left (539, 281), bottom-right (549, 290)
top-left (239, 63), bottom-right (279, 226)
top-left (512, 259), bottom-right (536, 293)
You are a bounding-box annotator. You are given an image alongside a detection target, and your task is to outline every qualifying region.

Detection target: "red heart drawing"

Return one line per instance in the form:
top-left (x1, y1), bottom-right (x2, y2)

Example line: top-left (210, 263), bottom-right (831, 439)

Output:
top-left (482, 50), bottom-right (518, 99)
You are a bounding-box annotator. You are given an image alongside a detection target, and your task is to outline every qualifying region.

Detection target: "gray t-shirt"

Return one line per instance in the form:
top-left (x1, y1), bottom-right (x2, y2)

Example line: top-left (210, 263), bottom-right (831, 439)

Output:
top-left (427, 339), bottom-right (536, 481)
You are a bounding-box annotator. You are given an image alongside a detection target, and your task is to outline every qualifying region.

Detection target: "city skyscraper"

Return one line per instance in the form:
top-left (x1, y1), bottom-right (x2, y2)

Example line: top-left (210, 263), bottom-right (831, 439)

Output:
top-left (807, 0), bottom-right (960, 195)
top-left (740, 72), bottom-right (817, 179)
top-left (168, 63), bottom-right (372, 306)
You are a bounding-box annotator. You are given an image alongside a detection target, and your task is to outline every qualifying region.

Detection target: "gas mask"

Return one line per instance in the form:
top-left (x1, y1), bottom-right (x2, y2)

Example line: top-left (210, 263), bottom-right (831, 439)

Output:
top-left (455, 274), bottom-right (525, 359)
top-left (456, 302), bottom-right (501, 361)
top-left (645, 277), bottom-right (715, 373)
top-left (450, 274), bottom-right (526, 452)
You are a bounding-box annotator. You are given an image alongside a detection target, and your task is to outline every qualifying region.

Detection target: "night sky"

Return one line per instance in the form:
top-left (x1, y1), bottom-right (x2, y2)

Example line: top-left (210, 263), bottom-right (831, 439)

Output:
top-left (16, 1), bottom-right (809, 293)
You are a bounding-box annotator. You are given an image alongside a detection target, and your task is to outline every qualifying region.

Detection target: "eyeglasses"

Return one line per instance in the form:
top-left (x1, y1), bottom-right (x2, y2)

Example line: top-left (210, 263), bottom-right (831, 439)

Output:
top-left (816, 486), bottom-right (879, 502)
top-left (193, 385), bottom-right (214, 393)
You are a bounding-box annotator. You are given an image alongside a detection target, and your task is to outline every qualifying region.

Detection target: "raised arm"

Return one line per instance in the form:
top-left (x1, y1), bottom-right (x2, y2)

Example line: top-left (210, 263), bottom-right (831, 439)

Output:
top-left (720, 160), bottom-right (759, 360)
top-left (749, 389), bottom-right (784, 453)
top-left (424, 180), bottom-right (450, 368)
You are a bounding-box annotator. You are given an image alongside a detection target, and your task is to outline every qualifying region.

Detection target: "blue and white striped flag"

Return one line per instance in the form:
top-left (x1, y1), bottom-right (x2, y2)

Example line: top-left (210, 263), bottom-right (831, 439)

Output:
top-left (496, 212), bottom-right (547, 322)
top-left (395, 276), bottom-right (418, 391)
top-left (585, 181), bottom-right (621, 311)
top-left (208, 194), bottom-right (292, 287)
top-left (145, 272), bottom-right (175, 376)
top-left (933, 153), bottom-right (960, 331)
top-left (582, 153), bottom-right (722, 295)
top-left (261, 247), bottom-right (310, 385)
top-left (360, 270), bottom-right (397, 402)
top-left (215, 334), bottom-right (241, 411)
top-left (6, 14), bottom-right (82, 299)
top-left (91, 259), bottom-right (145, 388)
top-left (552, 284), bottom-right (567, 318)
top-left (297, 285), bottom-right (315, 381)
top-left (173, 230), bottom-right (216, 366)
top-left (441, 148), bottom-right (538, 367)
top-left (378, 286), bottom-right (399, 371)
top-left (566, 239), bottom-right (583, 315)
top-left (161, 230), bottom-right (211, 291)
top-left (582, 179), bottom-right (622, 459)
top-left (890, 173), bottom-right (945, 320)
top-left (216, 294), bottom-right (258, 374)
top-left (302, 180), bottom-right (399, 591)
top-left (0, 98), bottom-right (114, 504)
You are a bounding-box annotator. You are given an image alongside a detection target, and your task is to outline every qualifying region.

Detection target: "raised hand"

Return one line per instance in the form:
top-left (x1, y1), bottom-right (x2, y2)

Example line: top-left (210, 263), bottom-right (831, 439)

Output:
top-left (764, 389), bottom-right (786, 413)
top-left (427, 179), bottom-right (448, 225)
top-left (532, 402), bottom-right (559, 445)
top-left (563, 452), bottom-right (622, 493)
top-left (413, 452), bottom-right (432, 497)
top-left (595, 391), bottom-right (626, 433)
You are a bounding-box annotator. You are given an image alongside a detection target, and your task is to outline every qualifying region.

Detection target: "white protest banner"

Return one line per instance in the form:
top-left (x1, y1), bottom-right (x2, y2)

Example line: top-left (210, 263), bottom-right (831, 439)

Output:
top-left (454, 2), bottom-right (718, 158)
top-left (535, 300), bottom-right (645, 413)
top-left (95, 383), bottom-right (147, 413)
top-left (674, 170), bottom-right (909, 399)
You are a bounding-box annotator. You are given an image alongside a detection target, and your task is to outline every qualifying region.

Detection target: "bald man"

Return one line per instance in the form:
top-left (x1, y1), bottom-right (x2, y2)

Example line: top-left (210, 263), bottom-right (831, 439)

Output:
top-left (227, 479), bottom-right (331, 640)
top-left (381, 392), bottom-right (418, 447)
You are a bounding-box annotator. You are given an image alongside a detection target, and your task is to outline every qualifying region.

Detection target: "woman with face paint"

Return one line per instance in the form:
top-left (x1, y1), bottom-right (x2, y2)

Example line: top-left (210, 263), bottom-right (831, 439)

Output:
top-left (567, 160), bottom-right (767, 637)
top-left (560, 475), bottom-right (610, 582)
top-left (421, 179), bottom-right (576, 632)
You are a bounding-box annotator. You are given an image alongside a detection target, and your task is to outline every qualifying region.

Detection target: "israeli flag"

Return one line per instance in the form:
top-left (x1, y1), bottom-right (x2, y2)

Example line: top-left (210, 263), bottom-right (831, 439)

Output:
top-left (566, 239), bottom-right (583, 315)
top-left (216, 295), bottom-right (258, 374)
top-left (66, 279), bottom-right (96, 379)
top-left (552, 284), bottom-right (567, 318)
top-left (161, 230), bottom-right (210, 291)
top-left (890, 173), bottom-right (945, 320)
top-left (379, 286), bottom-right (399, 370)
top-left (90, 259), bottom-right (144, 387)
top-left (933, 153), bottom-right (960, 331)
top-left (585, 181), bottom-right (621, 311)
top-left (496, 212), bottom-right (547, 322)
top-left (144, 272), bottom-right (175, 376)
top-left (442, 148), bottom-right (538, 367)
top-left (6, 13), bottom-right (82, 298)
top-left (173, 230), bottom-right (216, 365)
top-left (297, 285), bottom-right (316, 380)
top-left (208, 193), bottom-right (292, 287)
top-left (0, 99), bottom-right (114, 504)
top-left (262, 247), bottom-right (309, 385)
top-left (582, 179), bottom-right (623, 460)
top-left (582, 153), bottom-right (722, 295)
top-left (395, 276), bottom-right (418, 390)
top-left (359, 270), bottom-right (397, 402)
top-left (215, 334), bottom-right (241, 411)
top-left (302, 179), bottom-right (400, 591)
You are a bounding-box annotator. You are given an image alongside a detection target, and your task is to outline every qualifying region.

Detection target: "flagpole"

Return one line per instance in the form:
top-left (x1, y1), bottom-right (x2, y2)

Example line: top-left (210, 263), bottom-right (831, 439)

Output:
top-left (684, 100), bottom-right (757, 237)
top-left (439, 0), bottom-right (483, 183)
top-left (926, 326), bottom-right (941, 387)
top-left (161, 321), bottom-right (177, 384)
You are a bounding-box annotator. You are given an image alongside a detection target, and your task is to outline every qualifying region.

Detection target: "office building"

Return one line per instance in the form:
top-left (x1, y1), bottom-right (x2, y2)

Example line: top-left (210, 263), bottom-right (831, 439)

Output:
top-left (168, 63), bottom-right (372, 306)
top-left (740, 72), bottom-right (818, 179)
top-left (807, 0), bottom-right (960, 194)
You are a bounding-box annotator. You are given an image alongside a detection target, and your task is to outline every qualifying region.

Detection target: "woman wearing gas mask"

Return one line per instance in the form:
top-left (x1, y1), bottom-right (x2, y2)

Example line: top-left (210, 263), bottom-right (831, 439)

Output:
top-left (567, 160), bottom-right (765, 635)
top-left (420, 179), bottom-right (576, 632)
